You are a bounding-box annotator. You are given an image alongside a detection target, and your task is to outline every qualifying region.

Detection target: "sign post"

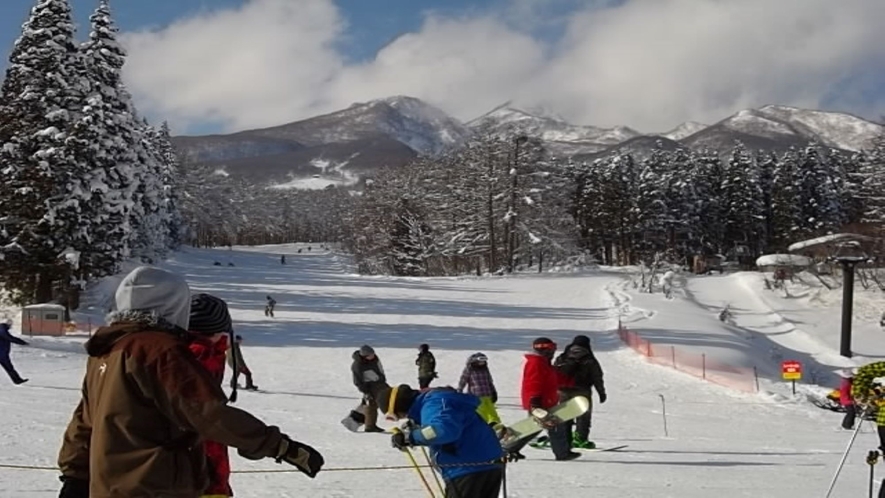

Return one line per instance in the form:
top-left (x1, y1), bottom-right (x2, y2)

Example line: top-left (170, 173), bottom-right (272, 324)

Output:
top-left (782, 360), bottom-right (803, 394)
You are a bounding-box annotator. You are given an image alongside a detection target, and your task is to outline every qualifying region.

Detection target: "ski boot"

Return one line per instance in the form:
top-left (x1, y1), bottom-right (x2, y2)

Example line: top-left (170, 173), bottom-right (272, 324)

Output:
top-left (572, 434), bottom-right (596, 449)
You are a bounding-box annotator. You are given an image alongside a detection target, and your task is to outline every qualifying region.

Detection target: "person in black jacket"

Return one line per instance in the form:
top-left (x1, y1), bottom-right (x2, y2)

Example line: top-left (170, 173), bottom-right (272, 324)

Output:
top-left (555, 335), bottom-right (606, 448)
top-left (350, 345), bottom-right (388, 432)
top-left (0, 319), bottom-right (27, 384)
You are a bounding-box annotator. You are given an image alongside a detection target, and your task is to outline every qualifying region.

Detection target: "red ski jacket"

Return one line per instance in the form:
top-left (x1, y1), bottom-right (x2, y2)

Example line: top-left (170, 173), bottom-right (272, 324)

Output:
top-left (189, 335), bottom-right (233, 497)
top-left (521, 353), bottom-right (573, 410)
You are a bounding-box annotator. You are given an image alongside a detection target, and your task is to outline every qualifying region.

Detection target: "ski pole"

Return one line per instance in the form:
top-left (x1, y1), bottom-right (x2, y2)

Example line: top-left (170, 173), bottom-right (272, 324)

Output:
top-left (659, 394), bottom-right (669, 437)
top-left (868, 450), bottom-right (879, 498)
top-left (825, 406), bottom-right (870, 498)
top-left (403, 447), bottom-right (435, 498)
top-left (420, 446), bottom-right (445, 496)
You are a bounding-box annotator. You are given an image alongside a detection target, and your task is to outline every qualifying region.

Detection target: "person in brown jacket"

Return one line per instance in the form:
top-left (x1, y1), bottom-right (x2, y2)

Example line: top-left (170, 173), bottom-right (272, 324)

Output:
top-left (56, 266), bottom-right (325, 498)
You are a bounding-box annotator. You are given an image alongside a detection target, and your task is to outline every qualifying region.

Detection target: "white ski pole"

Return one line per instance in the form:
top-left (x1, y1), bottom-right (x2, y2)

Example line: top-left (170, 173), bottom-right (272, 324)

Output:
top-left (825, 406), bottom-right (870, 498)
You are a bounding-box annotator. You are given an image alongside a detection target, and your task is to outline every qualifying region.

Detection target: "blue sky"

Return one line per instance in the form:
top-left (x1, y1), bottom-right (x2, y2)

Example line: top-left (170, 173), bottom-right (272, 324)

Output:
top-left (0, 0), bottom-right (883, 135)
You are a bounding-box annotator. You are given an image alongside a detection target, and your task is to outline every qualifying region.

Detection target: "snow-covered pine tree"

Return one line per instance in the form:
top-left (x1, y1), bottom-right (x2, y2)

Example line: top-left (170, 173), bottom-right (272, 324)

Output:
top-left (130, 121), bottom-right (171, 261)
top-left (634, 144), bottom-right (671, 257)
top-left (770, 148), bottom-right (801, 249)
top-left (756, 151), bottom-right (778, 253)
top-left (0, 0), bottom-right (90, 303)
top-left (721, 142), bottom-right (764, 257)
top-left (69, 0), bottom-right (140, 278)
top-left (854, 133), bottom-right (885, 229)
top-left (794, 143), bottom-right (843, 237)
top-left (666, 147), bottom-right (700, 256)
top-left (689, 150), bottom-right (726, 254)
top-left (156, 122), bottom-right (184, 249)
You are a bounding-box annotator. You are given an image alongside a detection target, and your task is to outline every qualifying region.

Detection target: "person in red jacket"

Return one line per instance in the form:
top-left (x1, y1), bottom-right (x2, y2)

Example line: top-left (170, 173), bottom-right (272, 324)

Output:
top-left (521, 337), bottom-right (579, 461)
top-left (188, 293), bottom-right (237, 498)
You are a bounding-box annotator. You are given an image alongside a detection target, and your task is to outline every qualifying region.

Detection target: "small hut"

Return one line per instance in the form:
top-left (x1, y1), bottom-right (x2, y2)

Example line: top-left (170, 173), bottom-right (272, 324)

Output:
top-left (21, 304), bottom-right (67, 336)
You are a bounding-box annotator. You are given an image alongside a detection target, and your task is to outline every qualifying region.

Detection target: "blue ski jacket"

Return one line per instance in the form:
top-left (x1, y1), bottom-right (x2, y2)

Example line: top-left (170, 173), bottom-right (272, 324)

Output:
top-left (407, 389), bottom-right (503, 482)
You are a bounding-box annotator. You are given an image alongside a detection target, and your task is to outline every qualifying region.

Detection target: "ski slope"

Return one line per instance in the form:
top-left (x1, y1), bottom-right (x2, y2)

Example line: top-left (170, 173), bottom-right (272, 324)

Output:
top-left (0, 246), bottom-right (877, 497)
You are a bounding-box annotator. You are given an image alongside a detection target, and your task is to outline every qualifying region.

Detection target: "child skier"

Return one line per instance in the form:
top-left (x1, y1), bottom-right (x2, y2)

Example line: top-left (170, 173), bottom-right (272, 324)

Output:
top-left (265, 295), bottom-right (277, 317)
top-left (0, 319), bottom-right (27, 385)
top-left (415, 343), bottom-right (437, 389)
top-left (458, 352), bottom-right (500, 425)
top-left (839, 368), bottom-right (858, 430)
top-left (349, 345), bottom-right (387, 432)
top-left (851, 362), bottom-right (885, 450)
top-left (380, 384), bottom-right (505, 498)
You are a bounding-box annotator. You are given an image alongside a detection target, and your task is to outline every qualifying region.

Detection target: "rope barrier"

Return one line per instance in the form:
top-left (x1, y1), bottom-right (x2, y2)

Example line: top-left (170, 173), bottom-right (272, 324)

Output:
top-left (0, 458), bottom-right (506, 474)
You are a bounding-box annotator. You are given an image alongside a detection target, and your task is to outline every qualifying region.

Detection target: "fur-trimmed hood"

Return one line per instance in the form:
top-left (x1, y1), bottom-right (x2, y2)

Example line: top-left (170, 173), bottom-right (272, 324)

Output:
top-left (87, 310), bottom-right (189, 357)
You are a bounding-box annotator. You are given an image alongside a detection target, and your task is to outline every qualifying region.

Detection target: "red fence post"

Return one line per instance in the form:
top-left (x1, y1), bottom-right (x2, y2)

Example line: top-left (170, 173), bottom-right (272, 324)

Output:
top-left (671, 346), bottom-right (676, 368)
top-left (702, 354), bottom-right (706, 379)
top-left (753, 367), bottom-right (759, 392)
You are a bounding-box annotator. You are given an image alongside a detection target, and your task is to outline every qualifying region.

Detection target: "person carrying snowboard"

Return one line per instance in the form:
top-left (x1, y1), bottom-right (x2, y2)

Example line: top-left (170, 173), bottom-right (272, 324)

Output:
top-left (188, 293), bottom-right (237, 498)
top-left (521, 337), bottom-right (579, 461)
top-left (228, 334), bottom-right (258, 391)
top-left (350, 345), bottom-right (388, 432)
top-left (416, 343), bottom-right (437, 389)
top-left (381, 384), bottom-right (505, 498)
top-left (57, 266), bottom-right (324, 498)
top-left (264, 295), bottom-right (277, 317)
top-left (0, 318), bottom-right (28, 385)
top-left (555, 335), bottom-right (606, 448)
top-left (458, 352), bottom-right (500, 425)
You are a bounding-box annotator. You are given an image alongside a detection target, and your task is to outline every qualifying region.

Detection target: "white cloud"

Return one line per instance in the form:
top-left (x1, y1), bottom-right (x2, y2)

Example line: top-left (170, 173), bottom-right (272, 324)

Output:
top-left (121, 0), bottom-right (885, 134)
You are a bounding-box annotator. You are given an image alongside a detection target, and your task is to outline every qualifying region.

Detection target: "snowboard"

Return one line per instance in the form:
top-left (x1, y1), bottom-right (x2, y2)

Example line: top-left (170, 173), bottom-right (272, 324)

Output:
top-left (529, 440), bottom-right (628, 452)
top-left (341, 402), bottom-right (368, 432)
top-left (499, 396), bottom-right (590, 452)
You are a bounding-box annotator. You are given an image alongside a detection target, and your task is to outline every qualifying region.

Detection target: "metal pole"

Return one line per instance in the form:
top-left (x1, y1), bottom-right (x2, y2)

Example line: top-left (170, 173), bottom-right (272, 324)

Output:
top-left (659, 394), bottom-right (669, 437)
top-left (840, 261), bottom-right (856, 358)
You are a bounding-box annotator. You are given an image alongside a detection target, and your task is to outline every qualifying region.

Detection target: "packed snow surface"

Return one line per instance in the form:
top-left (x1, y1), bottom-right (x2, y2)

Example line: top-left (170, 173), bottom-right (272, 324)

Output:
top-left (0, 246), bottom-right (881, 496)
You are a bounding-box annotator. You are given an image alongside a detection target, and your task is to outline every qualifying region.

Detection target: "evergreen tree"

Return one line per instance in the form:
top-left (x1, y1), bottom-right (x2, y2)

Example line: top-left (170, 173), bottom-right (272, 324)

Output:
top-left (0, 0), bottom-right (89, 303)
top-left (721, 142), bottom-right (764, 256)
top-left (794, 144), bottom-right (843, 236)
top-left (855, 133), bottom-right (885, 229)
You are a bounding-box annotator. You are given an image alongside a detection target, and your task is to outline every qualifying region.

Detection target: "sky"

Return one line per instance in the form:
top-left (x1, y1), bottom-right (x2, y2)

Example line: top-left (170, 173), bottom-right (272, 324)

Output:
top-left (1, 0), bottom-right (884, 136)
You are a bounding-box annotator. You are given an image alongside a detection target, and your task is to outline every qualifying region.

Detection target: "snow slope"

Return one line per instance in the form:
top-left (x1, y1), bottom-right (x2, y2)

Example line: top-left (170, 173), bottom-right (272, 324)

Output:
top-left (0, 247), bottom-right (877, 497)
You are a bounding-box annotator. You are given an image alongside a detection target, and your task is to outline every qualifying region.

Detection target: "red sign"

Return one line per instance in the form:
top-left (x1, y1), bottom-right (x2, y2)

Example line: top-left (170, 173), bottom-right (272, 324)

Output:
top-left (782, 360), bottom-right (802, 381)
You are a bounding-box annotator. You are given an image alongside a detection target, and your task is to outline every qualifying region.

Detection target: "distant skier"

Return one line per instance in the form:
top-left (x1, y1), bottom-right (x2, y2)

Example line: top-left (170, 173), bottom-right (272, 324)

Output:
top-left (839, 368), bottom-right (857, 430)
top-left (281, 255), bottom-right (286, 265)
top-left (349, 345), bottom-right (387, 432)
top-left (522, 337), bottom-right (579, 461)
top-left (415, 343), bottom-right (437, 389)
top-left (0, 319), bottom-right (27, 385)
top-left (228, 335), bottom-right (258, 391)
top-left (555, 335), bottom-right (606, 449)
top-left (458, 352), bottom-right (500, 425)
top-left (380, 384), bottom-right (505, 497)
top-left (265, 295), bottom-right (276, 317)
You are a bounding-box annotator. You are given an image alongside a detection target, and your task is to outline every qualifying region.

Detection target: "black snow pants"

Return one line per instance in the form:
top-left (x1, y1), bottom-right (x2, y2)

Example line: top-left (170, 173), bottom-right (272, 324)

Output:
top-left (445, 468), bottom-right (503, 498)
top-left (0, 354), bottom-right (25, 384)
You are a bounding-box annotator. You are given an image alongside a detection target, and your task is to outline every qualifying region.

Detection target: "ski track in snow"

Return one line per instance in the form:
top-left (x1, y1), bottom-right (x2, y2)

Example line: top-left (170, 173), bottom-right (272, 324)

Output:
top-left (0, 247), bottom-right (877, 497)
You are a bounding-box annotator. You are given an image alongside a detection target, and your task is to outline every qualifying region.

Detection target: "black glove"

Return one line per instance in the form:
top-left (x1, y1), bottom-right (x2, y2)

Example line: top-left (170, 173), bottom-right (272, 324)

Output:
top-left (58, 476), bottom-right (88, 498)
top-left (276, 437), bottom-right (324, 478)
top-left (390, 427), bottom-right (413, 451)
top-left (492, 391), bottom-right (498, 403)
top-left (599, 392), bottom-right (607, 404)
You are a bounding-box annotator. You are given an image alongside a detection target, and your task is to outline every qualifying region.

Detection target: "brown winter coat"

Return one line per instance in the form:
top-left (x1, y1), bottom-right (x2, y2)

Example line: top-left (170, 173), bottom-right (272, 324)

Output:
top-left (58, 318), bottom-right (285, 498)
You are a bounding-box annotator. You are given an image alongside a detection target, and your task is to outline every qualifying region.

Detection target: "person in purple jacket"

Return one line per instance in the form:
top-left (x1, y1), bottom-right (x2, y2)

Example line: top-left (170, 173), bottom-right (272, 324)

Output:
top-left (458, 352), bottom-right (500, 425)
top-left (0, 319), bottom-right (28, 385)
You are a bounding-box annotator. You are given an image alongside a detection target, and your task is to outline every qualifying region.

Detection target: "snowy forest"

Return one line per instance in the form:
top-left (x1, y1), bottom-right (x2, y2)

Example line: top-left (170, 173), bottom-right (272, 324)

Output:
top-left (346, 132), bottom-right (885, 276)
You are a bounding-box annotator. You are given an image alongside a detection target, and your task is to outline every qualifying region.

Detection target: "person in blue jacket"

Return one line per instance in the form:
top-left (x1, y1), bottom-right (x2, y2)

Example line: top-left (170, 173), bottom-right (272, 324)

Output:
top-left (0, 319), bottom-right (28, 384)
top-left (379, 383), bottom-right (504, 498)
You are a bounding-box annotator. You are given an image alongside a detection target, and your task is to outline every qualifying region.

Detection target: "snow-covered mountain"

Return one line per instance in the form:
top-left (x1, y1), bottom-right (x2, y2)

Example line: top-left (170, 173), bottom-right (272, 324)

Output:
top-left (469, 105), bottom-right (641, 156)
top-left (660, 121), bottom-right (708, 141)
top-left (172, 96), bottom-right (883, 185)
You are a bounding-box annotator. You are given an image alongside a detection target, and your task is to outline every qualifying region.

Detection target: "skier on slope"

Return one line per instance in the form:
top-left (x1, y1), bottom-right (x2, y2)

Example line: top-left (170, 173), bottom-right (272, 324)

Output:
top-left (521, 337), bottom-right (579, 461)
top-left (187, 293), bottom-right (237, 498)
top-left (381, 383), bottom-right (505, 497)
top-left (416, 343), bottom-right (438, 389)
top-left (228, 334), bottom-right (258, 391)
top-left (555, 335), bottom-right (607, 448)
top-left (264, 295), bottom-right (277, 317)
top-left (57, 266), bottom-right (324, 498)
top-left (0, 318), bottom-right (28, 385)
top-left (349, 345), bottom-right (388, 432)
top-left (458, 352), bottom-right (501, 425)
